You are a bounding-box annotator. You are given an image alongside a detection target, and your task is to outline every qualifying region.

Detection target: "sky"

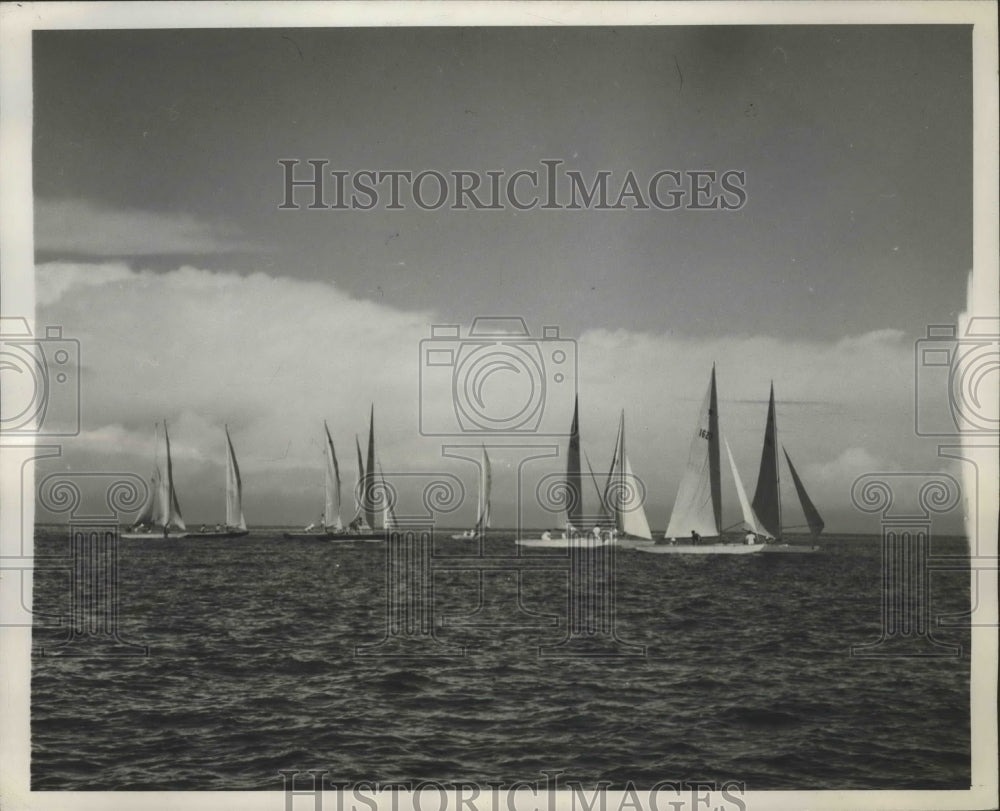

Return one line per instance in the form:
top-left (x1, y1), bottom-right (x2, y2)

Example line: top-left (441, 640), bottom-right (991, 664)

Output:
top-left (27, 24), bottom-right (974, 532)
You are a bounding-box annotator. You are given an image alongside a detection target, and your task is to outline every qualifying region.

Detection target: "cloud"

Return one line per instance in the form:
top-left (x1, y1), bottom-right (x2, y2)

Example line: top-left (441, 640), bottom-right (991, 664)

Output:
top-left (35, 261), bottom-right (946, 531)
top-left (35, 198), bottom-right (255, 257)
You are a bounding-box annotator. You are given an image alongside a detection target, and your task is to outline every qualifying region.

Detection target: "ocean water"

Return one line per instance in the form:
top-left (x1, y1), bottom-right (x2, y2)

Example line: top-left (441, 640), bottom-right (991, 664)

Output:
top-left (30, 529), bottom-right (970, 791)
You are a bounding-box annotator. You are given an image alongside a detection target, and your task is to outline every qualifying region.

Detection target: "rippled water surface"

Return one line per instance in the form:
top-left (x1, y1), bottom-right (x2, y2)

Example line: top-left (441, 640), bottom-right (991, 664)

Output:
top-left (31, 529), bottom-right (970, 790)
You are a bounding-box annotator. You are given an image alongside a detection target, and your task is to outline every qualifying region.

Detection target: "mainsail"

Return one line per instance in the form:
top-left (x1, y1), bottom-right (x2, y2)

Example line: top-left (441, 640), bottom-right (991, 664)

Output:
top-left (377, 459), bottom-right (396, 531)
top-left (132, 424), bottom-right (163, 530)
top-left (161, 421), bottom-right (186, 531)
top-left (352, 435), bottom-right (366, 527)
top-left (607, 411), bottom-right (652, 540)
top-left (566, 396), bottom-right (582, 530)
top-left (323, 421), bottom-right (343, 531)
top-left (665, 367), bottom-right (722, 538)
top-left (783, 447), bottom-right (825, 536)
top-left (363, 405), bottom-right (377, 530)
top-left (224, 425), bottom-right (247, 531)
top-left (725, 438), bottom-right (762, 534)
top-left (751, 383), bottom-right (782, 539)
top-left (476, 445), bottom-right (492, 532)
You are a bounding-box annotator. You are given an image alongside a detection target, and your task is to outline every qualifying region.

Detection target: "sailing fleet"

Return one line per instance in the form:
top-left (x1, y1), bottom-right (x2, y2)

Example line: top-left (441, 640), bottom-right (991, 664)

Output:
top-left (122, 376), bottom-right (825, 552)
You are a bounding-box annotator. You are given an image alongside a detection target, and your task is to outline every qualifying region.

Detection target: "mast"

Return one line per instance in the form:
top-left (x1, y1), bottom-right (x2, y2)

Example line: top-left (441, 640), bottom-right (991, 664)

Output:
top-left (751, 382), bottom-right (782, 539)
top-left (363, 405), bottom-right (377, 529)
top-left (224, 424), bottom-right (246, 530)
top-left (323, 421), bottom-right (342, 530)
top-left (566, 396), bottom-right (582, 530)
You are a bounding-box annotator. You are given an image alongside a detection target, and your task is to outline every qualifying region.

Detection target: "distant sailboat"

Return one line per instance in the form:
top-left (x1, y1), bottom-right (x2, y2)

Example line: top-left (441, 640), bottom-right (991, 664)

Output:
top-left (518, 400), bottom-right (651, 547)
top-left (605, 410), bottom-right (653, 541)
top-left (340, 407), bottom-right (384, 541)
top-left (640, 367), bottom-right (763, 555)
top-left (752, 383), bottom-right (825, 552)
top-left (188, 425), bottom-right (250, 538)
top-left (452, 445), bottom-right (492, 539)
top-left (123, 421), bottom-right (187, 539)
top-left (284, 421), bottom-right (345, 540)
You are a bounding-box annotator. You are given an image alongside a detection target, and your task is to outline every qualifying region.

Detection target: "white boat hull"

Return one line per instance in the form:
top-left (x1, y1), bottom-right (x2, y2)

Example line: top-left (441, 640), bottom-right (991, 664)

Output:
top-left (120, 531), bottom-right (188, 540)
top-left (637, 543), bottom-right (765, 555)
top-left (185, 529), bottom-right (250, 539)
top-left (760, 543), bottom-right (820, 554)
top-left (516, 536), bottom-right (617, 548)
top-left (283, 531), bottom-right (383, 541)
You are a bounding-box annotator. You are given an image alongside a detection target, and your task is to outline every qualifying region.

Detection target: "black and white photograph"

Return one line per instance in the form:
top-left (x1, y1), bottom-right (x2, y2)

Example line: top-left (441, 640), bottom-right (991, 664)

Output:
top-left (1, 3), bottom-right (997, 810)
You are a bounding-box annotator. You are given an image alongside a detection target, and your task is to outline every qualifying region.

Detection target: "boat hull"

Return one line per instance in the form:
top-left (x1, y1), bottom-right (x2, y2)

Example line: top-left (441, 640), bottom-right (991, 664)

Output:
top-left (283, 531), bottom-right (384, 541)
top-left (760, 543), bottom-right (820, 554)
top-left (120, 531), bottom-right (189, 540)
top-left (637, 543), bottom-right (764, 555)
top-left (516, 536), bottom-right (623, 548)
top-left (185, 529), bottom-right (250, 539)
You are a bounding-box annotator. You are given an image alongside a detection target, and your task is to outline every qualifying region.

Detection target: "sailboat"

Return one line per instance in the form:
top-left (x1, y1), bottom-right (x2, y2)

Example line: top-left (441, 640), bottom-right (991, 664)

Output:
top-left (187, 425), bottom-right (250, 539)
top-left (122, 421), bottom-right (188, 539)
top-left (451, 445), bottom-right (492, 539)
top-left (639, 366), bottom-right (764, 555)
top-left (752, 383), bottom-right (825, 553)
top-left (517, 400), bottom-right (652, 547)
top-left (339, 406), bottom-right (385, 541)
top-left (284, 421), bottom-right (346, 540)
top-left (604, 409), bottom-right (655, 545)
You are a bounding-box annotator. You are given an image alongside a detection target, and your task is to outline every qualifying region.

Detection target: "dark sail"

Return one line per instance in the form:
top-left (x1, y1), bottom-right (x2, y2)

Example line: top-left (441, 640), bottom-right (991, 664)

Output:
top-left (783, 447), bottom-right (825, 536)
top-left (567, 396), bottom-right (582, 528)
top-left (751, 383), bottom-right (782, 538)
top-left (363, 405), bottom-right (377, 529)
top-left (708, 365), bottom-right (722, 535)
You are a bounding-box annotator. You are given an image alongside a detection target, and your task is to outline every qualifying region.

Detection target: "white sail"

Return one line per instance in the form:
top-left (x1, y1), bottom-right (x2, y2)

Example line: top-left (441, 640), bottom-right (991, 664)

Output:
top-left (477, 446), bottom-right (492, 531)
top-left (132, 424), bottom-right (162, 530)
top-left (323, 422), bottom-right (343, 530)
top-left (224, 426), bottom-right (247, 531)
top-left (609, 412), bottom-right (652, 540)
top-left (161, 421), bottom-right (186, 531)
top-left (725, 438), bottom-right (764, 535)
top-left (619, 453), bottom-right (653, 539)
top-left (665, 369), bottom-right (721, 539)
top-left (376, 459), bottom-right (396, 531)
